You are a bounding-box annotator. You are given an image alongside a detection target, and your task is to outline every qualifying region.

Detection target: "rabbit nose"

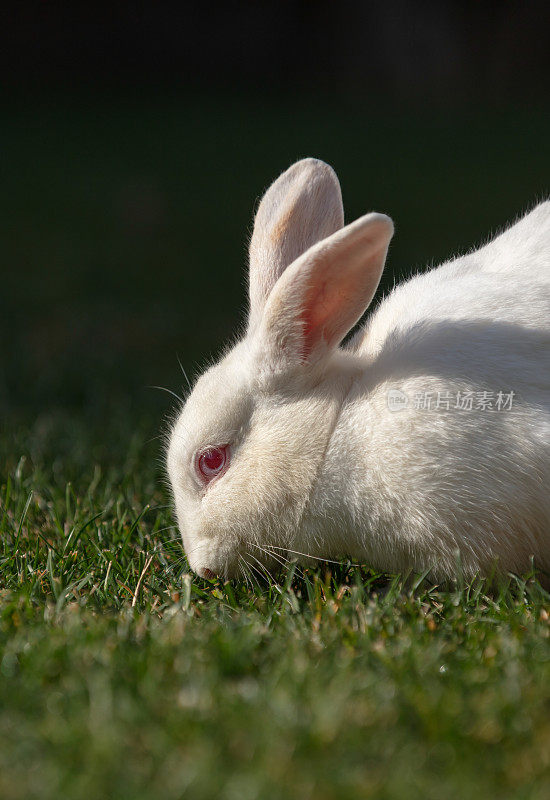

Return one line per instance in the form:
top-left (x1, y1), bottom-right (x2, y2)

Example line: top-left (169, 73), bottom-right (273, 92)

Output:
top-left (198, 567), bottom-right (217, 579)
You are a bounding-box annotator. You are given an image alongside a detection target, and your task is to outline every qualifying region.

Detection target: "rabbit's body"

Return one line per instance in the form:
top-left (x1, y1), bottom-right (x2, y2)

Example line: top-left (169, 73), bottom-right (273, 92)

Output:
top-left (304, 216), bottom-right (550, 578)
top-left (167, 159), bottom-right (550, 582)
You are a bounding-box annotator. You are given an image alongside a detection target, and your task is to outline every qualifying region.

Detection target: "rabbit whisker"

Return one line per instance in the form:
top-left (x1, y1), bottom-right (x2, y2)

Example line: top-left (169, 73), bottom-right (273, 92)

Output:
top-left (148, 385), bottom-right (185, 404)
top-left (251, 542), bottom-right (307, 581)
top-left (262, 544), bottom-right (360, 568)
top-left (245, 552), bottom-right (276, 585)
top-left (239, 556), bottom-right (257, 593)
top-left (237, 556), bottom-right (249, 589)
top-left (243, 557), bottom-right (272, 596)
top-left (145, 434), bottom-right (167, 444)
top-left (250, 542), bottom-right (293, 572)
top-left (151, 525), bottom-right (179, 536)
top-left (177, 354), bottom-right (193, 394)
top-left (243, 557), bottom-right (264, 585)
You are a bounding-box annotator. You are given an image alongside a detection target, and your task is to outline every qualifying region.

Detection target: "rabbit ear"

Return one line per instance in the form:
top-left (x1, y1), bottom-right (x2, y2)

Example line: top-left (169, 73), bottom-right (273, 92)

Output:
top-left (248, 158), bottom-right (344, 332)
top-left (256, 212), bottom-right (394, 366)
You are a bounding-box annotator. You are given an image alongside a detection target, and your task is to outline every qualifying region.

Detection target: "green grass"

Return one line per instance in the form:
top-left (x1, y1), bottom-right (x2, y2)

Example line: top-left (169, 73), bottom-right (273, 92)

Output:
top-left (2, 413), bottom-right (550, 800)
top-left (2, 95), bottom-right (550, 798)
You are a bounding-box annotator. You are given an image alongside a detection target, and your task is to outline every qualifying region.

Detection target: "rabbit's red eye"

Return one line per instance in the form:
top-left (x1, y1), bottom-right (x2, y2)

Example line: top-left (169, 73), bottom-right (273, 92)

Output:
top-left (196, 446), bottom-right (229, 483)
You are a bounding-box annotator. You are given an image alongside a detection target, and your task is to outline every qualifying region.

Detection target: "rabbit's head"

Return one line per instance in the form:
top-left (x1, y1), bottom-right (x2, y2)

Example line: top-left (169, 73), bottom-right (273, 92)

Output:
top-left (167, 159), bottom-right (393, 579)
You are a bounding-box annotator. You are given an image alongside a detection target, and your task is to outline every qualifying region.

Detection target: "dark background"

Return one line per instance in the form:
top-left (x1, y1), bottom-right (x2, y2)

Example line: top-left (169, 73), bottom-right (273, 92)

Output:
top-left (1, 1), bottom-right (548, 428)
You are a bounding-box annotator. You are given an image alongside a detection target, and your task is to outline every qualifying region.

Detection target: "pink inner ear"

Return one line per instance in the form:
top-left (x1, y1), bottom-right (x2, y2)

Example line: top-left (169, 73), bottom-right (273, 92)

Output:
top-left (301, 281), bottom-right (327, 361)
top-left (300, 278), bottom-right (331, 359)
top-left (262, 212), bottom-right (393, 364)
top-left (300, 255), bottom-right (369, 358)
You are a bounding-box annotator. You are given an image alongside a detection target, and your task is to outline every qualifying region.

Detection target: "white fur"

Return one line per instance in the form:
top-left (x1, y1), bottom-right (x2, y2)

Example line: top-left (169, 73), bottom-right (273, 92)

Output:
top-left (167, 159), bottom-right (550, 581)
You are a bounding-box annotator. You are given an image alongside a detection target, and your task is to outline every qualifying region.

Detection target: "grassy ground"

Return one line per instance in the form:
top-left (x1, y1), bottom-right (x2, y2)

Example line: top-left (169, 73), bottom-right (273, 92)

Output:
top-left (2, 415), bottom-right (550, 800)
top-left (1, 95), bottom-right (550, 798)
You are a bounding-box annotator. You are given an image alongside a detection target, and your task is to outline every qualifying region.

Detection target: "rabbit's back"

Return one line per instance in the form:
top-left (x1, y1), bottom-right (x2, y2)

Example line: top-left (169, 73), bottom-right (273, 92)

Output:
top-left (434, 199), bottom-right (550, 279)
top-left (359, 200), bottom-right (550, 374)
top-left (362, 271), bottom-right (550, 388)
top-left (311, 203), bottom-right (550, 578)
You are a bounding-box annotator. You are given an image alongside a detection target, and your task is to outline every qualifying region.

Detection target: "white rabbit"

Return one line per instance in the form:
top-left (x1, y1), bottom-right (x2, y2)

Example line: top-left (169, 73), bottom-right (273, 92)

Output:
top-left (167, 158), bottom-right (550, 582)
